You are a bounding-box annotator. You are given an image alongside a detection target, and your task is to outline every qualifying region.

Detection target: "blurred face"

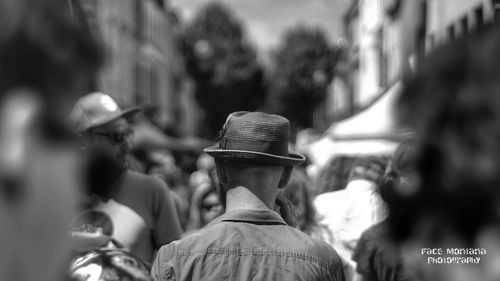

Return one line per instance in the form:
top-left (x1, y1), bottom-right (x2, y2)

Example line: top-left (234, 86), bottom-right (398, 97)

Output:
top-left (200, 192), bottom-right (223, 226)
top-left (88, 118), bottom-right (133, 169)
top-left (283, 186), bottom-right (307, 230)
top-left (0, 90), bottom-right (82, 281)
top-left (293, 188), bottom-right (307, 229)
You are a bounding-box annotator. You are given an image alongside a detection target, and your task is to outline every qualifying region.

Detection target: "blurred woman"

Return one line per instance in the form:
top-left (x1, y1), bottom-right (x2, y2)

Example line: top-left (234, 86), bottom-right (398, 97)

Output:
top-left (281, 169), bottom-right (353, 280)
top-left (314, 156), bottom-right (389, 266)
top-left (185, 182), bottom-right (223, 234)
top-left (185, 155), bottom-right (224, 233)
top-left (315, 156), bottom-right (355, 195)
top-left (352, 141), bottom-right (418, 281)
top-left (280, 170), bottom-right (333, 243)
top-left (393, 21), bottom-right (500, 281)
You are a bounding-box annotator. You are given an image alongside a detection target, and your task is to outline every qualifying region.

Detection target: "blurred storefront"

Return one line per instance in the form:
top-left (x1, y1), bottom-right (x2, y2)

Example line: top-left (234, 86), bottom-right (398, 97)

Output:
top-left (306, 0), bottom-right (497, 171)
top-left (333, 0), bottom-right (496, 120)
top-left (307, 82), bottom-right (406, 167)
top-left (425, 0), bottom-right (495, 48)
top-left (137, 0), bottom-right (184, 130)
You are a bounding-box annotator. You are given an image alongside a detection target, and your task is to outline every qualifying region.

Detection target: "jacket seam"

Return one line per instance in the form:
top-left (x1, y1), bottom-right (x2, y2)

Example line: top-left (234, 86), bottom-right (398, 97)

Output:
top-left (176, 248), bottom-right (333, 271)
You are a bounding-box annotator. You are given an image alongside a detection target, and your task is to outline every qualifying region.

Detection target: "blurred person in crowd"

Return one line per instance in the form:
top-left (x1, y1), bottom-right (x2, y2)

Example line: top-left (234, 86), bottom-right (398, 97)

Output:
top-left (185, 153), bottom-right (223, 233)
top-left (152, 111), bottom-right (346, 281)
top-left (149, 150), bottom-right (182, 187)
top-left (149, 149), bottom-right (190, 229)
top-left (280, 169), bottom-right (333, 243)
top-left (189, 152), bottom-right (217, 197)
top-left (315, 156), bottom-right (355, 195)
top-left (390, 21), bottom-right (500, 281)
top-left (315, 156), bottom-right (388, 267)
top-left (70, 92), bottom-right (182, 264)
top-left (0, 0), bottom-right (101, 281)
top-left (185, 181), bottom-right (223, 233)
top-left (183, 152), bottom-right (223, 232)
top-left (281, 169), bottom-right (354, 281)
top-left (352, 141), bottom-right (418, 281)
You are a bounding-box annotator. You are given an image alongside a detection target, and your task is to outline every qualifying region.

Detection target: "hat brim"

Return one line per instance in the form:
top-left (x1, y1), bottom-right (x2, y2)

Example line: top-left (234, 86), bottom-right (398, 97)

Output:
top-left (204, 145), bottom-right (306, 166)
top-left (85, 106), bottom-right (141, 131)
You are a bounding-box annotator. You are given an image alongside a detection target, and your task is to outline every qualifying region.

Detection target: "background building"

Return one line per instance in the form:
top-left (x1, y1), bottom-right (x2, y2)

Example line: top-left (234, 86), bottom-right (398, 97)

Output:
top-left (306, 0), bottom-right (498, 169)
top-left (137, 0), bottom-right (184, 130)
top-left (76, 0), bottom-right (184, 130)
top-left (426, 0), bottom-right (495, 48)
top-left (333, 0), bottom-right (497, 121)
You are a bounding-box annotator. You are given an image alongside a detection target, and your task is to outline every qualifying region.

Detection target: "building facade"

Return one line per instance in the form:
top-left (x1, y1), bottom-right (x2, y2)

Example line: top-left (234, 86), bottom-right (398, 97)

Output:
top-left (137, 0), bottom-right (184, 129)
top-left (425, 0), bottom-right (496, 48)
top-left (334, 0), bottom-right (497, 120)
top-left (76, 0), bottom-right (183, 129)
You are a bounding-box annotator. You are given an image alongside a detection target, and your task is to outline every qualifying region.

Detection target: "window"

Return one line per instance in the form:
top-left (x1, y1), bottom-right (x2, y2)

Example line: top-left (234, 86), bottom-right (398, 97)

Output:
top-left (426, 34), bottom-right (435, 53)
top-left (492, 0), bottom-right (500, 19)
top-left (460, 16), bottom-right (469, 35)
top-left (447, 25), bottom-right (456, 41)
top-left (475, 6), bottom-right (484, 28)
top-left (416, 0), bottom-right (427, 59)
top-left (137, 64), bottom-right (151, 104)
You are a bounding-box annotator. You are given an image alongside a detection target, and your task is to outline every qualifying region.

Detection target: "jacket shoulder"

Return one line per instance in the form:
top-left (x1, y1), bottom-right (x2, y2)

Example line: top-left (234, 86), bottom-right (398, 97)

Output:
top-left (303, 231), bottom-right (344, 266)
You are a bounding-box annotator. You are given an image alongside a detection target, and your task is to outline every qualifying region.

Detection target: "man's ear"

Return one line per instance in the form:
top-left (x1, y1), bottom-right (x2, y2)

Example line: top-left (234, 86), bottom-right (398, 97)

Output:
top-left (278, 166), bottom-right (293, 189)
top-left (214, 159), bottom-right (228, 186)
top-left (214, 160), bottom-right (229, 207)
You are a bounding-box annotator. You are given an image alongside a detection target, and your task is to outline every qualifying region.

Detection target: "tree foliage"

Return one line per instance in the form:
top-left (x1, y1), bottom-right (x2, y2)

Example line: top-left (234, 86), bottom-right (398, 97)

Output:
top-left (267, 25), bottom-right (337, 132)
top-left (181, 2), bottom-right (265, 139)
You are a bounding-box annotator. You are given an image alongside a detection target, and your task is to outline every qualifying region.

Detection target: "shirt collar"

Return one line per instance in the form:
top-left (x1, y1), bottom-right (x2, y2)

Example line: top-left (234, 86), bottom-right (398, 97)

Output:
top-left (210, 208), bottom-right (287, 226)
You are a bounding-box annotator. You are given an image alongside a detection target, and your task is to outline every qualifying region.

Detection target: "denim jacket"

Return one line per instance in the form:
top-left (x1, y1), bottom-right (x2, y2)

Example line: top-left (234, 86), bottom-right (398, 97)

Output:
top-left (151, 209), bottom-right (346, 281)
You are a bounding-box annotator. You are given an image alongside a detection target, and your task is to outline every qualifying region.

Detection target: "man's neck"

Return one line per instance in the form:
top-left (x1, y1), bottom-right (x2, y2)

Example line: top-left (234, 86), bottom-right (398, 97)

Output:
top-left (225, 186), bottom-right (275, 212)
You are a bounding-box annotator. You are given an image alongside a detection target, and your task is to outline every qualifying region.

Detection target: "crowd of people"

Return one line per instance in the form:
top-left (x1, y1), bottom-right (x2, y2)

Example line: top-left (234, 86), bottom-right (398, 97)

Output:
top-left (2, 0), bottom-right (500, 281)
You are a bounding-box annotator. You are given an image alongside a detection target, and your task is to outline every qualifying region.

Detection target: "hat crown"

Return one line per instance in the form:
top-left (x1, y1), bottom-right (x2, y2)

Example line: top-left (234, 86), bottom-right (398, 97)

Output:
top-left (205, 111), bottom-right (305, 166)
top-left (70, 92), bottom-right (131, 132)
top-left (223, 111), bottom-right (291, 142)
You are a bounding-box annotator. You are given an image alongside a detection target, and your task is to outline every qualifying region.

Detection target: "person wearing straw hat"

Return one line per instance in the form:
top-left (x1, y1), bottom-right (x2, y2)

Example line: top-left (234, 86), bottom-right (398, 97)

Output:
top-left (152, 111), bottom-right (346, 281)
top-left (70, 92), bottom-right (182, 264)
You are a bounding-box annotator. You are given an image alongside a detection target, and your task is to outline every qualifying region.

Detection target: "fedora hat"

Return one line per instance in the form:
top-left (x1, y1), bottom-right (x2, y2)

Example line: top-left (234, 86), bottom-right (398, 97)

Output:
top-left (204, 111), bottom-right (306, 166)
top-left (70, 92), bottom-right (141, 133)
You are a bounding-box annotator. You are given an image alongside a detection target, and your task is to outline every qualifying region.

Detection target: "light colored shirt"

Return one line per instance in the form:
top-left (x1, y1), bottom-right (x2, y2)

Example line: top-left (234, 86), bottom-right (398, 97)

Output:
top-left (113, 170), bottom-right (183, 263)
top-left (314, 179), bottom-right (387, 265)
top-left (72, 170), bottom-right (183, 264)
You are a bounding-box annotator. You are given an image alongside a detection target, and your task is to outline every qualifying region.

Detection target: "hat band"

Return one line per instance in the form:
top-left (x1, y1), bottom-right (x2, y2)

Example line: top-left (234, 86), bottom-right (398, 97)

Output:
top-left (220, 136), bottom-right (288, 157)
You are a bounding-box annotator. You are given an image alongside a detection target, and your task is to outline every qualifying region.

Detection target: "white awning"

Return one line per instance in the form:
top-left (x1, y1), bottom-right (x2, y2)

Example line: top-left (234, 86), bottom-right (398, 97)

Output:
top-left (307, 137), bottom-right (399, 167)
top-left (327, 82), bottom-right (404, 140)
top-left (306, 82), bottom-right (410, 168)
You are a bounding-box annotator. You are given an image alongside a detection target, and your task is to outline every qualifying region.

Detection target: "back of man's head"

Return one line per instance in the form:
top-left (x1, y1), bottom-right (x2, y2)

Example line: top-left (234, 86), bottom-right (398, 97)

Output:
top-left (214, 159), bottom-right (291, 211)
top-left (215, 160), bottom-right (288, 190)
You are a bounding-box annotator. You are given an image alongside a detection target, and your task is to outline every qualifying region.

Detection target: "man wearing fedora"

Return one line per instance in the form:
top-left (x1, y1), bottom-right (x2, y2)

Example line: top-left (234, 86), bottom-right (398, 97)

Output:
top-left (70, 92), bottom-right (182, 264)
top-left (152, 111), bottom-right (346, 281)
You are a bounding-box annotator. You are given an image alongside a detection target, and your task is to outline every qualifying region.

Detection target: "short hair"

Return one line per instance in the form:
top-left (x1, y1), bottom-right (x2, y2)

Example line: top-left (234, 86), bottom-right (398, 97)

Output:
top-left (0, 0), bottom-right (101, 106)
top-left (215, 159), bottom-right (289, 186)
top-left (215, 159), bottom-right (283, 177)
